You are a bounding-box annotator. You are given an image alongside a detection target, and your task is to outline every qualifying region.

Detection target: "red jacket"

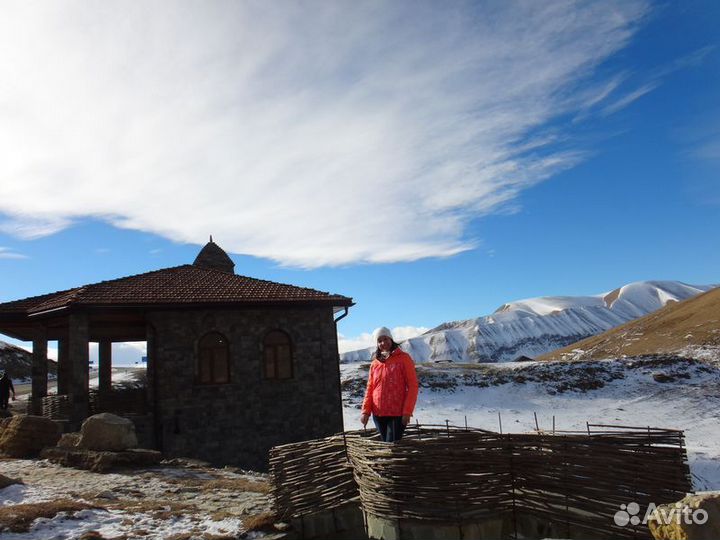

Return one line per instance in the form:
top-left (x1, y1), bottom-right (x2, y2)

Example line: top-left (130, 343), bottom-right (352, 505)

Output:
top-left (361, 348), bottom-right (419, 417)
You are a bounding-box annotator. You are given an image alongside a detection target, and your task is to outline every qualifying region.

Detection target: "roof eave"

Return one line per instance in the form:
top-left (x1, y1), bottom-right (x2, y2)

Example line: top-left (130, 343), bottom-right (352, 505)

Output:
top-left (21, 297), bottom-right (354, 316)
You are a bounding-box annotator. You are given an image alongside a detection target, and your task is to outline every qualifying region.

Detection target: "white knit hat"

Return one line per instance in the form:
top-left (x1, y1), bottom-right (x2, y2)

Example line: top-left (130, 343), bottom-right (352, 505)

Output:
top-left (372, 326), bottom-right (393, 342)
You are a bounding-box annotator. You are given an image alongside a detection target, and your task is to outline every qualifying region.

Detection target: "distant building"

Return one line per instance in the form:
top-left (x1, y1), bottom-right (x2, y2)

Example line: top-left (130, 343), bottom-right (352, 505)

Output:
top-left (0, 240), bottom-right (353, 470)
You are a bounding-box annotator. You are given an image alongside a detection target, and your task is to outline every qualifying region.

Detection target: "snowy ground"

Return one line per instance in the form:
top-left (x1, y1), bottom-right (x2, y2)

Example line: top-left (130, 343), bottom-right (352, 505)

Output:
top-left (0, 458), bottom-right (274, 539)
top-left (2, 356), bottom-right (719, 538)
top-left (2, 368), bottom-right (276, 539)
top-left (13, 367), bottom-right (142, 397)
top-left (342, 353), bottom-right (720, 491)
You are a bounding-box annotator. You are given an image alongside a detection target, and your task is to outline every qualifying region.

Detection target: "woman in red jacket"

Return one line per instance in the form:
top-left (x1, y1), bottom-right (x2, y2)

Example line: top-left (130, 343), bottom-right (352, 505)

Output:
top-left (360, 327), bottom-right (419, 442)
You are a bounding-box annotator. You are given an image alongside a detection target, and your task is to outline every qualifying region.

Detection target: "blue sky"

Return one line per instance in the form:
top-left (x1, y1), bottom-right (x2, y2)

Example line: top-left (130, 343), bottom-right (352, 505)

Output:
top-left (0, 1), bottom-right (718, 363)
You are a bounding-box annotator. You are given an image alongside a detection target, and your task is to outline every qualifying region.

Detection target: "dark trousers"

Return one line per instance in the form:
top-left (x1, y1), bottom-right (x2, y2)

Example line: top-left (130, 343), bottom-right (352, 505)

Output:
top-left (0, 394), bottom-right (8, 410)
top-left (372, 415), bottom-right (406, 442)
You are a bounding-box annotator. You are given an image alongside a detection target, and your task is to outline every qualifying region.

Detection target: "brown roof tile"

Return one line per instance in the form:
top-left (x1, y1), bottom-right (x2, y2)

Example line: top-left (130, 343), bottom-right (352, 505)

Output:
top-left (0, 265), bottom-right (353, 315)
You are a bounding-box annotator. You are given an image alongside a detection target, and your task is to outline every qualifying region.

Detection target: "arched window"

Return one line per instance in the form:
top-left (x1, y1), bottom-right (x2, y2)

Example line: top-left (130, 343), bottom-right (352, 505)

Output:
top-left (197, 332), bottom-right (230, 384)
top-left (263, 330), bottom-right (293, 379)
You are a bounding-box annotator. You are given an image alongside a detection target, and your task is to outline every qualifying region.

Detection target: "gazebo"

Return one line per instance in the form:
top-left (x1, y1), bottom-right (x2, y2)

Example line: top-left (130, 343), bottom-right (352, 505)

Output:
top-left (0, 240), bottom-right (353, 469)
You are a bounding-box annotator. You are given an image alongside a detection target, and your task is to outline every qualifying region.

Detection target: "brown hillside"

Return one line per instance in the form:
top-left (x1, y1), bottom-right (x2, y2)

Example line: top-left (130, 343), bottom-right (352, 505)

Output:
top-left (540, 285), bottom-right (720, 361)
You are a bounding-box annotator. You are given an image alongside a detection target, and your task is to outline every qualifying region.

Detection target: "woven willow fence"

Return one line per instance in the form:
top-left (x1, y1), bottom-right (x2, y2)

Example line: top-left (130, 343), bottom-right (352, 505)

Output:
top-left (269, 424), bottom-right (692, 539)
top-left (40, 389), bottom-right (148, 420)
top-left (270, 432), bottom-right (365, 519)
top-left (41, 394), bottom-right (71, 419)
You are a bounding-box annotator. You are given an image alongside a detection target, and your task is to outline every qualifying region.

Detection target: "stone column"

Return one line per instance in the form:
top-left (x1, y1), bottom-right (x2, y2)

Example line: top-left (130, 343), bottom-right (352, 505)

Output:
top-left (98, 339), bottom-right (112, 393)
top-left (68, 312), bottom-right (90, 428)
top-left (57, 338), bottom-right (69, 395)
top-left (31, 324), bottom-right (48, 415)
top-left (145, 324), bottom-right (160, 450)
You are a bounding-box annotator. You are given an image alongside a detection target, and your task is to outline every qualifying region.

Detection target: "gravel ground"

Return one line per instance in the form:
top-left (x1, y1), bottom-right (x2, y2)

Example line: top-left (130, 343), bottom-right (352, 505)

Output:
top-left (0, 457), bottom-right (277, 539)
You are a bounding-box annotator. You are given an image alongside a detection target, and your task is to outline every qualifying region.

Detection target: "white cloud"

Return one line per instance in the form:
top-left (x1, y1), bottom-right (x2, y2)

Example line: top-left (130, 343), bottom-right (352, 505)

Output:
top-left (0, 1), bottom-right (649, 267)
top-left (0, 247), bottom-right (28, 260)
top-left (691, 134), bottom-right (720, 162)
top-left (5, 339), bottom-right (146, 366)
top-left (87, 342), bottom-right (147, 366)
top-left (338, 325), bottom-right (430, 353)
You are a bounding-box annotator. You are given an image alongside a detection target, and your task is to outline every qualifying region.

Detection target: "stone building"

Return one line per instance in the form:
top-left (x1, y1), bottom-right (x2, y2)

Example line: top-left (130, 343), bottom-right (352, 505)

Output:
top-left (0, 240), bottom-right (353, 469)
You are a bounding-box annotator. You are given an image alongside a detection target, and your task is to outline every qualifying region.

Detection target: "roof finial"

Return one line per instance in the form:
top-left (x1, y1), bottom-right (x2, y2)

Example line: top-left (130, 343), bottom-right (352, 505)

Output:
top-left (210, 235), bottom-right (213, 243)
top-left (194, 239), bottom-right (235, 273)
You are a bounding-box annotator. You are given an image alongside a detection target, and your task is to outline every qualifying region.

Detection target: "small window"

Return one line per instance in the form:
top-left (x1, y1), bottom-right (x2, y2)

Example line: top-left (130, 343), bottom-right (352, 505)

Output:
top-left (263, 330), bottom-right (293, 380)
top-left (197, 332), bottom-right (230, 384)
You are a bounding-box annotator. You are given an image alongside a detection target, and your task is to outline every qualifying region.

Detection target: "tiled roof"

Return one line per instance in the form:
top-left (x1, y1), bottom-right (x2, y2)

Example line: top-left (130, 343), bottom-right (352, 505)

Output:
top-left (0, 265), bottom-right (353, 315)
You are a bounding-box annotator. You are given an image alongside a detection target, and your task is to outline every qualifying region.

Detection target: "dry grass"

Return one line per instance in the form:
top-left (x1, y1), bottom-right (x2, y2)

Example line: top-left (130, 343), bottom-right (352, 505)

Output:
top-left (203, 477), bottom-right (270, 494)
top-left (540, 286), bottom-right (720, 361)
top-left (165, 533), bottom-right (236, 540)
top-left (107, 499), bottom-right (195, 520)
top-left (243, 511), bottom-right (277, 532)
top-left (0, 499), bottom-right (104, 533)
top-left (163, 475), bottom-right (270, 494)
top-left (69, 493), bottom-right (196, 521)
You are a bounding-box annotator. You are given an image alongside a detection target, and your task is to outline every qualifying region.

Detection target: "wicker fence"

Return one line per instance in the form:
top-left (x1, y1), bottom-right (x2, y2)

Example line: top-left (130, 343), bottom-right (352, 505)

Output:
top-left (41, 394), bottom-right (71, 419)
top-left (270, 432), bottom-right (363, 520)
top-left (270, 424), bottom-right (692, 539)
top-left (41, 388), bottom-right (148, 420)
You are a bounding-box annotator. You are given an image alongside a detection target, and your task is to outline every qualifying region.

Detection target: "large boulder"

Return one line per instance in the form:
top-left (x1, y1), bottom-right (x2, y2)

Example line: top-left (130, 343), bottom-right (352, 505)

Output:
top-left (0, 414), bottom-right (60, 457)
top-left (648, 492), bottom-right (720, 540)
top-left (41, 446), bottom-right (162, 472)
top-left (77, 413), bottom-right (138, 452)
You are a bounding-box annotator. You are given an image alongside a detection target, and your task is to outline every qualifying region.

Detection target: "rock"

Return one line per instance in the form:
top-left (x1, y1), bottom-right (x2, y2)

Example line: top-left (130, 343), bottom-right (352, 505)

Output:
top-left (648, 492), bottom-right (719, 540)
top-left (58, 432), bottom-right (81, 448)
top-left (94, 490), bottom-right (118, 500)
top-left (40, 446), bottom-right (162, 472)
top-left (0, 472), bottom-right (23, 489)
top-left (78, 413), bottom-right (138, 451)
top-left (653, 372), bottom-right (675, 383)
top-left (78, 532), bottom-right (105, 540)
top-left (0, 414), bottom-right (60, 457)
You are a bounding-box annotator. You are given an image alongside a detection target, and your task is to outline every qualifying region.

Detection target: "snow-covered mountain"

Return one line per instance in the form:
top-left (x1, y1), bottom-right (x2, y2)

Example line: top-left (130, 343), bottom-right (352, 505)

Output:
top-left (0, 340), bottom-right (34, 380)
top-left (340, 281), bottom-right (715, 363)
top-left (0, 340), bottom-right (58, 381)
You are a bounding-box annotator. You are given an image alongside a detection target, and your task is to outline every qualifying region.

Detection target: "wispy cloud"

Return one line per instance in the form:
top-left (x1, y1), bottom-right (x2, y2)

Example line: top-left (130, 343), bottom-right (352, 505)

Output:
top-left (597, 46), bottom-right (715, 118)
top-left (0, 1), bottom-right (649, 267)
top-left (693, 137), bottom-right (720, 161)
top-left (670, 106), bottom-right (720, 164)
top-left (601, 82), bottom-right (659, 115)
top-left (0, 247), bottom-right (28, 260)
top-left (338, 325), bottom-right (430, 353)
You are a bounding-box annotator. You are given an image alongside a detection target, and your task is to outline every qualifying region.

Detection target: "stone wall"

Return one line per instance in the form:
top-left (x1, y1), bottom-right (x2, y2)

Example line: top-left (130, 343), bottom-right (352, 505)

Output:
top-left (147, 306), bottom-right (343, 470)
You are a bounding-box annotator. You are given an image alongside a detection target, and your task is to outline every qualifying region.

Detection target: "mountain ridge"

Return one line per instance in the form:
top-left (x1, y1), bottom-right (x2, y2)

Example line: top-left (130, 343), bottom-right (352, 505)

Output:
top-left (341, 280), bottom-right (715, 363)
top-left (539, 285), bottom-right (720, 362)
top-left (0, 341), bottom-right (57, 381)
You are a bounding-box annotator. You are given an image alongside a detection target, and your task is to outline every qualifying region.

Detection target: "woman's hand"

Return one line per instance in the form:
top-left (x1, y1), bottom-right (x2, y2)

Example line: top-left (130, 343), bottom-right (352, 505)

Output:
top-left (402, 415), bottom-right (411, 426)
top-left (360, 413), bottom-right (370, 427)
